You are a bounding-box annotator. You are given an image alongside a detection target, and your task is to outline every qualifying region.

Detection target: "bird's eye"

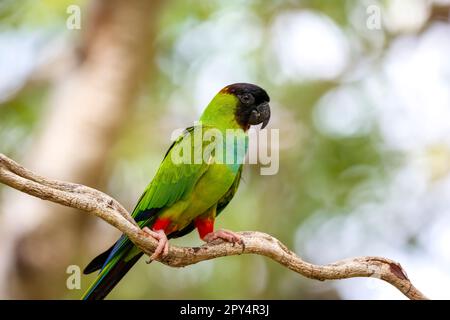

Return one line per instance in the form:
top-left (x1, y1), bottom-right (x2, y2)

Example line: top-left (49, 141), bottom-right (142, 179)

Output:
top-left (240, 93), bottom-right (255, 105)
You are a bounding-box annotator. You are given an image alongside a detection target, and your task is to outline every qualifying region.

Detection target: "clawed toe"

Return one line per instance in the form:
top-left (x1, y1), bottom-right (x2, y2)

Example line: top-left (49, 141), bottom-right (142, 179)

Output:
top-left (203, 229), bottom-right (242, 244)
top-left (142, 227), bottom-right (169, 262)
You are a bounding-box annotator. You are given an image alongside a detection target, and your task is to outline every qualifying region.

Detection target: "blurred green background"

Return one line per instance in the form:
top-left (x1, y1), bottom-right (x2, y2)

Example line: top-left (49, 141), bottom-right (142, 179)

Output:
top-left (1, 0), bottom-right (450, 299)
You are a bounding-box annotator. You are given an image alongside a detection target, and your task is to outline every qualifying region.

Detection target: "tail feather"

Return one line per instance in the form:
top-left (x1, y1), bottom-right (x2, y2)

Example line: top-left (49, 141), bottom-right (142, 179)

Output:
top-left (83, 244), bottom-right (115, 274)
top-left (81, 251), bottom-right (143, 300)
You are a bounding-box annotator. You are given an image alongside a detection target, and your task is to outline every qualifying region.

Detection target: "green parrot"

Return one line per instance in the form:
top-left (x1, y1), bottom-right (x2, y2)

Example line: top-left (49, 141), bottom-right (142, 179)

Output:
top-left (81, 83), bottom-right (271, 300)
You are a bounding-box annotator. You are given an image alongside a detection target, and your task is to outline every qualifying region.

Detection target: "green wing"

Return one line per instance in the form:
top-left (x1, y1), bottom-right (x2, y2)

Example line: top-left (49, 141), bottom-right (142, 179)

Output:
top-left (106, 126), bottom-right (210, 260)
top-left (169, 165), bottom-right (243, 239)
top-left (133, 126), bottom-right (208, 222)
top-left (217, 165), bottom-right (242, 215)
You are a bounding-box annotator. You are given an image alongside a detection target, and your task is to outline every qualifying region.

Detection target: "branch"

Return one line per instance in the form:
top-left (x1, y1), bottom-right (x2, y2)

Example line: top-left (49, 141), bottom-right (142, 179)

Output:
top-left (0, 153), bottom-right (428, 300)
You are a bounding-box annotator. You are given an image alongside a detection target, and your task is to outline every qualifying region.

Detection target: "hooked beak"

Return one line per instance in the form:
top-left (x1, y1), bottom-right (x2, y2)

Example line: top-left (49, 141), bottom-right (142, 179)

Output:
top-left (248, 102), bottom-right (271, 129)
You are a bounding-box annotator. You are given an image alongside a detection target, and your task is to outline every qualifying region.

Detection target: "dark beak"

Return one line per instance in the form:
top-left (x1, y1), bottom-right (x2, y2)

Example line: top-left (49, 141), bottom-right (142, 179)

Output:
top-left (248, 102), bottom-right (271, 129)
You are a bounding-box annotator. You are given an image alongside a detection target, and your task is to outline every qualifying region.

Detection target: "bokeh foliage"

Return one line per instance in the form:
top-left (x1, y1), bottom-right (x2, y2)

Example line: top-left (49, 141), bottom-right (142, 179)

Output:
top-left (1, 0), bottom-right (448, 299)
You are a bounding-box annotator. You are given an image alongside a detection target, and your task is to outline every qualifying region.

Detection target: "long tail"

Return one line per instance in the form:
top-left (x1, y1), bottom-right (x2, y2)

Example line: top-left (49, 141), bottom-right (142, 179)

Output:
top-left (81, 246), bottom-right (143, 300)
top-left (82, 215), bottom-right (160, 300)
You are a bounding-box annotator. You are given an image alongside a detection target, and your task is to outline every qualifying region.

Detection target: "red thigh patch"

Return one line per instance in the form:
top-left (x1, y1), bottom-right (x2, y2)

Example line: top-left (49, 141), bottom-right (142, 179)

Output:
top-left (195, 217), bottom-right (214, 240)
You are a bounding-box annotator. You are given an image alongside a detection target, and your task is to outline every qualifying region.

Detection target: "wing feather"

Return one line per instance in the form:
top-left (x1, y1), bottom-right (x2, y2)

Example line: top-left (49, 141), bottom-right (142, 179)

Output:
top-left (104, 126), bottom-right (210, 265)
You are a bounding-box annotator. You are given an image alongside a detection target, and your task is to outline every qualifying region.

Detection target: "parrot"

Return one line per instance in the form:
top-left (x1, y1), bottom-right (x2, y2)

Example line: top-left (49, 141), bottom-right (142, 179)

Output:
top-left (81, 83), bottom-right (271, 300)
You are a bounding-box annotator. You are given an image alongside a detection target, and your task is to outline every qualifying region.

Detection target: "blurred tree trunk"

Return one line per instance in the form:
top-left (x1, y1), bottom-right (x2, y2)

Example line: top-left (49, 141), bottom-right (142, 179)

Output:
top-left (0, 0), bottom-right (162, 298)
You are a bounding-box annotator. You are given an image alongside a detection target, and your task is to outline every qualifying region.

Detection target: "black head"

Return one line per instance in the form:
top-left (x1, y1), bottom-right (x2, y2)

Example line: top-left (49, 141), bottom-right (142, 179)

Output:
top-left (221, 83), bottom-right (271, 130)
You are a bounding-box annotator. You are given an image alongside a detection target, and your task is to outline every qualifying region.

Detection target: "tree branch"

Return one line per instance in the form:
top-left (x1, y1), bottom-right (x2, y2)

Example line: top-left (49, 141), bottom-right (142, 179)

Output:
top-left (0, 153), bottom-right (428, 300)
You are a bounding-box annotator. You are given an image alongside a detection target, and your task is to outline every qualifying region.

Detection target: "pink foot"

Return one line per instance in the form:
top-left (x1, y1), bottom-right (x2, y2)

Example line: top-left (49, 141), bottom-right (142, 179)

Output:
top-left (203, 229), bottom-right (242, 244)
top-left (142, 227), bottom-right (169, 262)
